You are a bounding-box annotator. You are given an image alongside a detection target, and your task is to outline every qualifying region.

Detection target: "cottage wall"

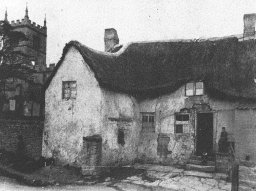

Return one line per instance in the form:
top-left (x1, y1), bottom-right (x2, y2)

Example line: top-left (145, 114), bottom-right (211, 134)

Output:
top-left (138, 86), bottom-right (193, 164)
top-left (137, 85), bottom-right (242, 164)
top-left (43, 47), bottom-right (104, 165)
top-left (43, 46), bottom-right (256, 166)
top-left (43, 47), bottom-right (140, 168)
top-left (234, 109), bottom-right (256, 161)
top-left (101, 90), bottom-right (140, 166)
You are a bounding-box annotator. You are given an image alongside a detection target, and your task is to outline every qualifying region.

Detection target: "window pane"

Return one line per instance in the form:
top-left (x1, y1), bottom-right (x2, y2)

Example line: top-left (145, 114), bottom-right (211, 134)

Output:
top-left (195, 82), bottom-right (204, 95)
top-left (64, 93), bottom-right (69, 99)
top-left (142, 115), bottom-right (148, 122)
top-left (149, 116), bottom-right (154, 123)
top-left (186, 83), bottom-right (194, 89)
top-left (71, 82), bottom-right (77, 88)
top-left (176, 114), bottom-right (189, 121)
top-left (196, 89), bottom-right (203, 95)
top-left (64, 83), bottom-right (69, 88)
top-left (70, 90), bottom-right (77, 99)
top-left (186, 82), bottom-right (194, 96)
top-left (175, 124), bottom-right (183, 133)
top-left (176, 114), bottom-right (182, 121)
top-left (182, 114), bottom-right (189, 121)
top-left (196, 82), bottom-right (203, 89)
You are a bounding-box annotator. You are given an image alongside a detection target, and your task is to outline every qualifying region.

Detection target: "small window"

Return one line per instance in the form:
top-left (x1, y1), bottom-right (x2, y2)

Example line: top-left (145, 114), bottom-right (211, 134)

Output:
top-left (175, 114), bottom-right (189, 121)
top-left (141, 112), bottom-right (155, 132)
top-left (185, 81), bottom-right (204, 96)
top-left (117, 129), bottom-right (125, 146)
top-left (175, 113), bottom-right (190, 134)
top-left (175, 124), bottom-right (183, 133)
top-left (62, 81), bottom-right (77, 100)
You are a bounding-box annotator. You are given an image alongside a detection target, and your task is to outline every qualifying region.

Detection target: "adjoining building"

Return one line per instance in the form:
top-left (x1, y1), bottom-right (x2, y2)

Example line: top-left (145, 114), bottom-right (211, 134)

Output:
top-left (0, 6), bottom-right (55, 118)
top-left (0, 6), bottom-right (54, 159)
top-left (43, 14), bottom-right (256, 174)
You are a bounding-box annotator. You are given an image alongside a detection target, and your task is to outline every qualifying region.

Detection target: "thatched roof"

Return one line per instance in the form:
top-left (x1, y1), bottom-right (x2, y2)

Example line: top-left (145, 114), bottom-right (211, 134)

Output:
top-left (45, 38), bottom-right (256, 100)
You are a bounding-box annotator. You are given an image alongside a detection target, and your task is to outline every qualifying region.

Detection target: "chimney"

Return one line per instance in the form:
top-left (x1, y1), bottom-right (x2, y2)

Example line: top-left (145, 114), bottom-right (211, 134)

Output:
top-left (243, 14), bottom-right (256, 38)
top-left (104, 28), bottom-right (119, 52)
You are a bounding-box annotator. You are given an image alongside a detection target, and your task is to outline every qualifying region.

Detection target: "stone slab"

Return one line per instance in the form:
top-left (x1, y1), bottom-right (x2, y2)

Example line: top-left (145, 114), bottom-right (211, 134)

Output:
top-left (186, 164), bottom-right (215, 172)
top-left (184, 170), bottom-right (213, 178)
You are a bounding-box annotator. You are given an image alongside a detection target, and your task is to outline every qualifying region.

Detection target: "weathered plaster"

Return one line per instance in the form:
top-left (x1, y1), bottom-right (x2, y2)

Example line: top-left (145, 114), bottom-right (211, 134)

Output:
top-left (44, 49), bottom-right (256, 167)
top-left (101, 90), bottom-right (141, 166)
top-left (43, 47), bottom-right (141, 167)
top-left (43, 47), bottom-right (104, 165)
top-left (137, 83), bottom-right (253, 164)
top-left (138, 86), bottom-right (194, 164)
top-left (234, 109), bottom-right (256, 161)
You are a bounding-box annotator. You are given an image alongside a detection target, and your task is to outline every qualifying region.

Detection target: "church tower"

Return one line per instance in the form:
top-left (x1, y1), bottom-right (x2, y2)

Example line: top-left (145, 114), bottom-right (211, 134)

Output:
top-left (8, 5), bottom-right (47, 71)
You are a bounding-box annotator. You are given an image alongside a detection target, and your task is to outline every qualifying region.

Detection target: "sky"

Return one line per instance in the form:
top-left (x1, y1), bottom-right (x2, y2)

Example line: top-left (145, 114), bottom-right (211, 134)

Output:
top-left (1, 0), bottom-right (256, 65)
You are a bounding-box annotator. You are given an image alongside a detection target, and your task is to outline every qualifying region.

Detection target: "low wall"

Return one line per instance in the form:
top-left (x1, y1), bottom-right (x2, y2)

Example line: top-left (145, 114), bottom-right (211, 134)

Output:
top-left (0, 119), bottom-right (43, 159)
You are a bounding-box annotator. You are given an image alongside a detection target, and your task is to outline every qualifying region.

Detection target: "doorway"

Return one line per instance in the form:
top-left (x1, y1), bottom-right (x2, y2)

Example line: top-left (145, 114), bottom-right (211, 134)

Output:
top-left (196, 113), bottom-right (213, 156)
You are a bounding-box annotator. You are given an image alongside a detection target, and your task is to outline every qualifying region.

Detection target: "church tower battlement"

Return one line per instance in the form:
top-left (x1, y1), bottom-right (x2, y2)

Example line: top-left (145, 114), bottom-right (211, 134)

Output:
top-left (4, 5), bottom-right (47, 71)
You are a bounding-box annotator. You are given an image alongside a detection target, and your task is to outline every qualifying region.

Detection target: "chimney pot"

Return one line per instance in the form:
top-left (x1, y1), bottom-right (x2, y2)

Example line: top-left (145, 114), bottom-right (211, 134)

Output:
top-left (243, 13), bottom-right (256, 38)
top-left (104, 28), bottom-right (119, 52)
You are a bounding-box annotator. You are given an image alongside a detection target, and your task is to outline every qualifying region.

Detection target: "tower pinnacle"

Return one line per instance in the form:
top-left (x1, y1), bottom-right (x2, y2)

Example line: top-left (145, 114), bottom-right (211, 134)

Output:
top-left (44, 14), bottom-right (46, 27)
top-left (4, 8), bottom-right (8, 21)
top-left (25, 3), bottom-right (29, 19)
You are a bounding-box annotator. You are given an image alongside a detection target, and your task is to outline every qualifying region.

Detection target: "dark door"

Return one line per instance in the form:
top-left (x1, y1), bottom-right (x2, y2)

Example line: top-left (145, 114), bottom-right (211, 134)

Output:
top-left (196, 113), bottom-right (213, 156)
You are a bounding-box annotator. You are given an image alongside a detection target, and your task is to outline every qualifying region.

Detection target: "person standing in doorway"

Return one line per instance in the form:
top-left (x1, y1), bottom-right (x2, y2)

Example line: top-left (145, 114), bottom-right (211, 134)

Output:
top-left (218, 127), bottom-right (228, 153)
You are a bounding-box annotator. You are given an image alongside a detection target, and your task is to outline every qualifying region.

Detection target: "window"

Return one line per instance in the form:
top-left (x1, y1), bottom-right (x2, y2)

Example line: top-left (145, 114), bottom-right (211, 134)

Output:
top-left (175, 113), bottom-right (189, 134)
top-left (117, 129), bottom-right (125, 146)
top-left (141, 112), bottom-right (155, 132)
top-left (175, 124), bottom-right (183, 133)
top-left (33, 35), bottom-right (40, 49)
top-left (62, 81), bottom-right (77, 100)
top-left (185, 81), bottom-right (204, 96)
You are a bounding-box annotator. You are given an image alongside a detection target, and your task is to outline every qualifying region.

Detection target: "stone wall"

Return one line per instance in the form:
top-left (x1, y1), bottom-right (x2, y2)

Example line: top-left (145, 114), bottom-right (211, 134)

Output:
top-left (0, 119), bottom-right (43, 158)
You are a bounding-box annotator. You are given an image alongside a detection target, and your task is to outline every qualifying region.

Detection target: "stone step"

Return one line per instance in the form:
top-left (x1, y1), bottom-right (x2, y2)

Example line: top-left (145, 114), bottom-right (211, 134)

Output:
top-left (186, 164), bottom-right (215, 173)
top-left (190, 155), bottom-right (215, 161)
top-left (189, 159), bottom-right (215, 166)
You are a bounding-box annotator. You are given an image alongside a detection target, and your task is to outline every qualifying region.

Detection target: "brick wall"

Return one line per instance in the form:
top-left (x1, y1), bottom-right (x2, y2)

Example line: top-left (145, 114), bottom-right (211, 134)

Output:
top-left (0, 119), bottom-right (43, 159)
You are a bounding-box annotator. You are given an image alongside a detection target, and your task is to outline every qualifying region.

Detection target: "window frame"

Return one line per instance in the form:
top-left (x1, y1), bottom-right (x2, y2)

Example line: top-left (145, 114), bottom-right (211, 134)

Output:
top-left (174, 113), bottom-right (190, 134)
top-left (185, 81), bottom-right (204, 96)
top-left (141, 112), bottom-right (155, 132)
top-left (62, 81), bottom-right (77, 100)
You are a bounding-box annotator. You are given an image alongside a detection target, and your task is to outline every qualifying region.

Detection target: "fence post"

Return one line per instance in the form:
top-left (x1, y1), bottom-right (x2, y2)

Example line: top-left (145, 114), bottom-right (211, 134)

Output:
top-left (231, 160), bottom-right (239, 191)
